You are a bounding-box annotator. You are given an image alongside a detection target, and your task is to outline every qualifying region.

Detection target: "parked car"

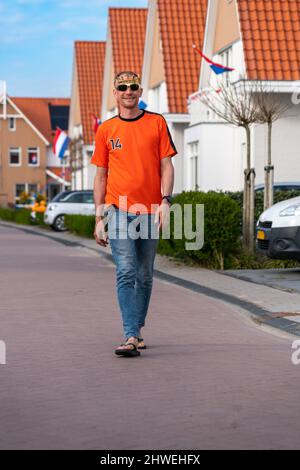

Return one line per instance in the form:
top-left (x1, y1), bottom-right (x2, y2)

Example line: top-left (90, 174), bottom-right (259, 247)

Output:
top-left (256, 195), bottom-right (300, 260)
top-left (255, 182), bottom-right (300, 193)
top-left (44, 190), bottom-right (95, 231)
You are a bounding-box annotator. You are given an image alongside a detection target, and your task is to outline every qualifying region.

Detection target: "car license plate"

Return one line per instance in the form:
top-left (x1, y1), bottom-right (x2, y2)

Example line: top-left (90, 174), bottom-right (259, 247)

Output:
top-left (257, 230), bottom-right (265, 240)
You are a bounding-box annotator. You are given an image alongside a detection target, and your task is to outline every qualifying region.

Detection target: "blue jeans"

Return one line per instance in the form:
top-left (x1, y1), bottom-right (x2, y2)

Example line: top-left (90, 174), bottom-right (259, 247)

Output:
top-left (107, 205), bottom-right (159, 340)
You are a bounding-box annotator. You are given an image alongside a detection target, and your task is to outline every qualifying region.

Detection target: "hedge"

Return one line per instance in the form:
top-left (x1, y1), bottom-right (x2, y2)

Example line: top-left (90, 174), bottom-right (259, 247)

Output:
top-left (0, 207), bottom-right (46, 226)
top-left (64, 214), bottom-right (95, 238)
top-left (158, 191), bottom-right (241, 269)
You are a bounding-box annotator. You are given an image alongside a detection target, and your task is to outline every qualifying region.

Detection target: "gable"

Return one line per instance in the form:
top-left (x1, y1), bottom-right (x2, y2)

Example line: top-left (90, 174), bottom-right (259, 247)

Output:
top-left (213, 0), bottom-right (240, 53)
top-left (74, 41), bottom-right (106, 144)
top-left (69, 58), bottom-right (81, 131)
top-left (0, 101), bottom-right (20, 116)
top-left (107, 48), bottom-right (116, 112)
top-left (149, 10), bottom-right (165, 88)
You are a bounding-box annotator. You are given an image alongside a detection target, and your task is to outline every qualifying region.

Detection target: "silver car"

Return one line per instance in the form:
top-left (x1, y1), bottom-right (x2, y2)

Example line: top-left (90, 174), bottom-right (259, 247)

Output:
top-left (44, 190), bottom-right (95, 231)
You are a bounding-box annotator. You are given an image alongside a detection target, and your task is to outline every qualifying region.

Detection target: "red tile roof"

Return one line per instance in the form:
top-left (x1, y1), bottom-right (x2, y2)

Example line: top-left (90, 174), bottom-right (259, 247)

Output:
top-left (238, 0), bottom-right (300, 80)
top-left (11, 97), bottom-right (70, 144)
top-left (158, 0), bottom-right (208, 113)
top-left (109, 8), bottom-right (148, 76)
top-left (75, 41), bottom-right (106, 145)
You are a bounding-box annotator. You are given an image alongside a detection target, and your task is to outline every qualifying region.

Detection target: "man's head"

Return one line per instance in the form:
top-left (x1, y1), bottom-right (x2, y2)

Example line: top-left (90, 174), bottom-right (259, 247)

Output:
top-left (113, 71), bottom-right (143, 110)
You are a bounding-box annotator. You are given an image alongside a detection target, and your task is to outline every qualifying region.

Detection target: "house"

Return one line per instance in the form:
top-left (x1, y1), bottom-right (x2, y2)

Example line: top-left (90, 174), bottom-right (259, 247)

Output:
top-left (186, 0), bottom-right (300, 192)
top-left (141, 0), bottom-right (208, 193)
top-left (0, 86), bottom-right (70, 207)
top-left (101, 7), bottom-right (148, 121)
top-left (68, 41), bottom-right (106, 190)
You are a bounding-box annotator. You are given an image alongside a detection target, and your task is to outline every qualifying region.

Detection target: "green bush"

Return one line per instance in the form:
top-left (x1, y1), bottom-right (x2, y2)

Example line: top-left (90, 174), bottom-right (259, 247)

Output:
top-left (0, 207), bottom-right (46, 226)
top-left (64, 214), bottom-right (95, 238)
top-left (0, 207), bottom-right (32, 224)
top-left (158, 191), bottom-right (241, 269)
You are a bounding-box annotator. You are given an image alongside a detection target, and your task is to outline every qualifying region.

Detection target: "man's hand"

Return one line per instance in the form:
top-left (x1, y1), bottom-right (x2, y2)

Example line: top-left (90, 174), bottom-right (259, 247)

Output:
top-left (155, 199), bottom-right (170, 230)
top-left (94, 216), bottom-right (109, 247)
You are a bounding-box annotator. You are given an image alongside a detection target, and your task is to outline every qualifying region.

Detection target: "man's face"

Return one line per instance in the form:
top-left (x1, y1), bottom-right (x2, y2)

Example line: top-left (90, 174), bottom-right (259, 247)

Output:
top-left (113, 75), bottom-right (143, 110)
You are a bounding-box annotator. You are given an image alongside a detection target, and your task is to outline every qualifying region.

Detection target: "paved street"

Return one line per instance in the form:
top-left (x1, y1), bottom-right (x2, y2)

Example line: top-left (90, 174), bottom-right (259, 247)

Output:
top-left (1, 223), bottom-right (300, 450)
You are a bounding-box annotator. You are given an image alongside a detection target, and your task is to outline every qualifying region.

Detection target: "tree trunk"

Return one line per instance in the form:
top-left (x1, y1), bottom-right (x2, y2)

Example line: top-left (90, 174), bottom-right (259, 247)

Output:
top-left (264, 121), bottom-right (274, 210)
top-left (243, 126), bottom-right (255, 251)
top-left (243, 169), bottom-right (249, 248)
top-left (249, 168), bottom-right (255, 252)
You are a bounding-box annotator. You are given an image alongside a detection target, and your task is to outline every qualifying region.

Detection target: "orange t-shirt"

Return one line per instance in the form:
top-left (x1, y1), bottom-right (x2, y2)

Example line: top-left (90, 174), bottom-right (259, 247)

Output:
top-left (90, 110), bottom-right (177, 214)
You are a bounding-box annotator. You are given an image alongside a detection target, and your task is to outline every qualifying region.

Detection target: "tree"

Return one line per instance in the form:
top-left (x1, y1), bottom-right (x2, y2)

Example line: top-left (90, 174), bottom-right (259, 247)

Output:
top-left (199, 80), bottom-right (260, 251)
top-left (255, 85), bottom-right (289, 210)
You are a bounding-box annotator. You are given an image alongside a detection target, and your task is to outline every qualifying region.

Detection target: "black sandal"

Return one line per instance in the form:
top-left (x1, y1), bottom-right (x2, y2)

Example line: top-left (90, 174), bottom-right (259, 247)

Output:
top-left (115, 339), bottom-right (141, 357)
top-left (137, 337), bottom-right (146, 350)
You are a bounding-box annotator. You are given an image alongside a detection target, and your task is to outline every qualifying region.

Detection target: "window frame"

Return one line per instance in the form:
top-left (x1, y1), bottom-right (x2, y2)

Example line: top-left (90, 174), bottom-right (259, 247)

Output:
top-left (15, 184), bottom-right (26, 202)
top-left (27, 147), bottom-right (40, 167)
top-left (219, 46), bottom-right (233, 86)
top-left (15, 183), bottom-right (39, 203)
top-left (9, 147), bottom-right (21, 166)
top-left (8, 117), bottom-right (16, 131)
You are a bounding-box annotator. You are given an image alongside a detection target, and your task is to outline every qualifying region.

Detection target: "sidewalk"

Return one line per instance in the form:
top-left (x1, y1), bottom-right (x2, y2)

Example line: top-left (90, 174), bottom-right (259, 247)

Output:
top-left (1, 219), bottom-right (300, 338)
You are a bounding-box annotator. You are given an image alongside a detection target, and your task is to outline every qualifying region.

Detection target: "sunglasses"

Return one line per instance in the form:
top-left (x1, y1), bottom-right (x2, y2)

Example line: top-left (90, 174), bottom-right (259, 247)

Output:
top-left (116, 83), bottom-right (140, 92)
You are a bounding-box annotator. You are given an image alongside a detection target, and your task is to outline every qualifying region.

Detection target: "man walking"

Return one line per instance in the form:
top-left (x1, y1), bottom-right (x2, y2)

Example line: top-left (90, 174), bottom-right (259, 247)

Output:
top-left (91, 71), bottom-right (177, 357)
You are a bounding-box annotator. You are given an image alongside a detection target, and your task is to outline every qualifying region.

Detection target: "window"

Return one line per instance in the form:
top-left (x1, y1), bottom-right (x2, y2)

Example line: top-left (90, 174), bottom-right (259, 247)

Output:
top-left (9, 117), bottom-right (16, 131)
top-left (219, 47), bottom-right (233, 86)
top-left (15, 183), bottom-right (39, 202)
top-left (15, 184), bottom-right (26, 200)
top-left (28, 147), bottom-right (39, 166)
top-left (51, 191), bottom-right (73, 202)
top-left (9, 147), bottom-right (21, 165)
top-left (48, 105), bottom-right (69, 131)
top-left (65, 192), bottom-right (85, 203)
top-left (28, 184), bottom-right (38, 196)
top-left (82, 192), bottom-right (94, 204)
top-left (189, 142), bottom-right (199, 191)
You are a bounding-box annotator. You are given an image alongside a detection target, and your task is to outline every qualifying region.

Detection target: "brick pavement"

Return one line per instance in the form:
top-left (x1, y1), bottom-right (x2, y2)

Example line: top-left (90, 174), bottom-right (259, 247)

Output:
top-left (1, 223), bottom-right (300, 449)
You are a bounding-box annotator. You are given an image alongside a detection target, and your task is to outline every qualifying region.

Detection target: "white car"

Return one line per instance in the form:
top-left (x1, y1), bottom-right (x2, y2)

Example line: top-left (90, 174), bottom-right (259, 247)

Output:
top-left (256, 195), bottom-right (300, 260)
top-left (44, 190), bottom-right (95, 231)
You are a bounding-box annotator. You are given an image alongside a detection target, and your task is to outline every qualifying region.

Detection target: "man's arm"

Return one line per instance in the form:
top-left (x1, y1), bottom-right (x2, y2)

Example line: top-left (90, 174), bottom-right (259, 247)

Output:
top-left (94, 166), bottom-right (108, 218)
top-left (161, 156), bottom-right (174, 197)
top-left (93, 166), bottom-right (108, 246)
top-left (155, 157), bottom-right (174, 229)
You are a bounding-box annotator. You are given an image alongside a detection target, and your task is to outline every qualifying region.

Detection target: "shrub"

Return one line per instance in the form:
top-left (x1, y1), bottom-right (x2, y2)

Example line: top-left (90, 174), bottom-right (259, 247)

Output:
top-left (0, 207), bottom-right (46, 226)
top-left (158, 191), bottom-right (241, 269)
top-left (0, 207), bottom-right (32, 224)
top-left (64, 214), bottom-right (95, 238)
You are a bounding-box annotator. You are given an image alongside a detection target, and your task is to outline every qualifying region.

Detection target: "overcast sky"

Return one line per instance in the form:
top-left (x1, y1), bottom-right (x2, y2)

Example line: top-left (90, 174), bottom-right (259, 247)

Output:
top-left (0, 0), bottom-right (147, 98)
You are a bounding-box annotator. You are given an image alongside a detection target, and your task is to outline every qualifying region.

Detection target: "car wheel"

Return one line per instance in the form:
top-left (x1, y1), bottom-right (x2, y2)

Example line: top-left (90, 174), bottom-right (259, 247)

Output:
top-left (52, 214), bottom-right (67, 232)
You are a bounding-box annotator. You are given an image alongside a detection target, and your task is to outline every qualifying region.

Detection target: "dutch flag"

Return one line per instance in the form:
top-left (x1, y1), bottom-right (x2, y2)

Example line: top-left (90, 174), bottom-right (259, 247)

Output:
top-left (53, 128), bottom-right (70, 159)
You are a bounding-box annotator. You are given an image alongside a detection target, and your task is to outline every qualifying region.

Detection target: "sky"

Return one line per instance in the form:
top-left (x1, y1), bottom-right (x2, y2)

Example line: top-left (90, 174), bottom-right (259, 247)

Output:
top-left (0, 0), bottom-right (147, 98)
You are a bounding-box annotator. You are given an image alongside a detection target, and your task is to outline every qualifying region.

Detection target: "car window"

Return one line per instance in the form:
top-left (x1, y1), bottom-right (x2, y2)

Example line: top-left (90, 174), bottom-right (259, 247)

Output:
top-left (82, 193), bottom-right (94, 204)
top-left (65, 193), bottom-right (85, 203)
top-left (51, 191), bottom-right (73, 202)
